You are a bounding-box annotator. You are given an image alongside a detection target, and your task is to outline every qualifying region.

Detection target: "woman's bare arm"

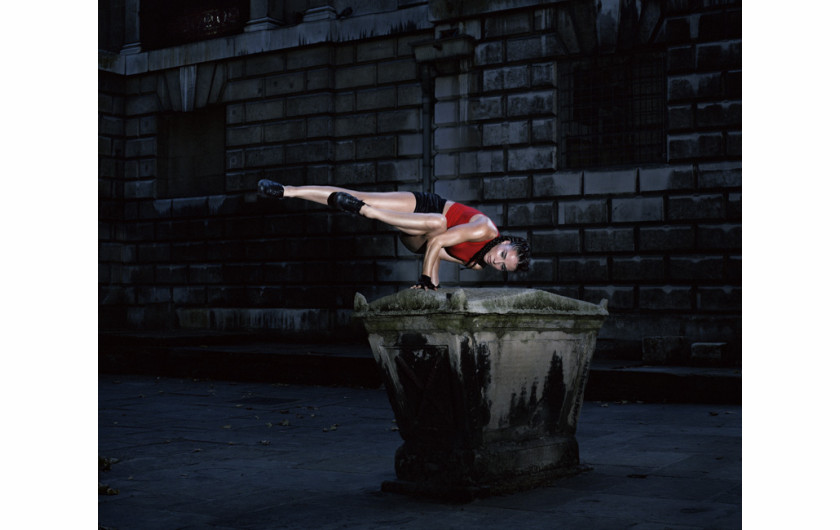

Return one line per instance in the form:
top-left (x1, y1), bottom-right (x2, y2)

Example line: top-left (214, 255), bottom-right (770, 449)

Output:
top-left (414, 216), bottom-right (497, 288)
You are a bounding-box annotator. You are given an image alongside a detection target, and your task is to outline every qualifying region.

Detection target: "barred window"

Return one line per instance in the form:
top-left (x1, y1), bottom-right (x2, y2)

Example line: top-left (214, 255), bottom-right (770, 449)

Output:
top-left (559, 53), bottom-right (666, 169)
top-left (140, 0), bottom-right (249, 51)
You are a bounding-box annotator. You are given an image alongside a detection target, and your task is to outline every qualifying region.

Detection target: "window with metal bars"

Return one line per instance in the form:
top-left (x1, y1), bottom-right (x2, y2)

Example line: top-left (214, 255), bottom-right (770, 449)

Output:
top-left (559, 52), bottom-right (666, 169)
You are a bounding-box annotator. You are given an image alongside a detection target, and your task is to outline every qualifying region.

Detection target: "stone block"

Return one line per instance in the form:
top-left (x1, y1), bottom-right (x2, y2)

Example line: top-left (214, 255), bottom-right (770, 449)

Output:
top-left (611, 197), bottom-right (664, 223)
top-left (435, 100), bottom-right (459, 125)
top-left (690, 342), bottom-right (726, 365)
top-left (468, 96), bottom-right (504, 121)
top-left (336, 114), bottom-right (376, 137)
top-left (705, 101), bottom-right (742, 128)
top-left (668, 104), bottom-right (694, 131)
top-left (357, 87), bottom-right (396, 111)
top-left (639, 286), bottom-right (693, 310)
top-left (125, 94), bottom-right (159, 117)
top-left (266, 72), bottom-right (306, 96)
top-left (286, 45), bottom-right (331, 70)
top-left (639, 165), bottom-right (694, 191)
top-left (670, 256), bottom-right (725, 281)
top-left (698, 161), bottom-right (741, 188)
top-left (475, 150), bottom-right (505, 173)
top-left (507, 201), bottom-right (554, 227)
top-left (357, 136), bottom-right (396, 159)
top-left (378, 109), bottom-right (421, 133)
top-left (727, 192), bottom-right (741, 219)
top-left (668, 194), bottom-right (725, 221)
top-left (613, 257), bottom-right (666, 282)
top-left (398, 133), bottom-right (423, 156)
top-left (583, 169), bottom-right (636, 195)
top-left (668, 73), bottom-right (723, 102)
top-left (483, 121), bottom-right (528, 146)
top-left (484, 10), bottom-right (531, 37)
top-left (398, 84), bottom-right (423, 107)
top-left (560, 199), bottom-right (607, 225)
top-left (286, 140), bottom-right (334, 163)
top-left (375, 259), bottom-right (419, 283)
top-left (333, 92), bottom-right (353, 114)
top-left (507, 34), bottom-right (561, 62)
top-left (507, 90), bottom-right (555, 117)
top-left (667, 45), bottom-right (695, 73)
top-left (583, 285), bottom-right (634, 311)
top-left (509, 146), bottom-right (557, 172)
top-left (434, 178), bottom-right (481, 203)
top-left (534, 172), bottom-right (582, 197)
top-left (483, 176), bottom-right (530, 200)
top-left (531, 229), bottom-right (581, 254)
top-left (264, 119), bottom-right (305, 142)
top-left (227, 125), bottom-right (262, 147)
top-left (697, 41), bottom-right (741, 70)
top-left (336, 64), bottom-right (377, 89)
top-left (245, 145), bottom-right (285, 167)
top-left (286, 92), bottom-right (333, 116)
top-left (357, 39), bottom-right (396, 62)
top-left (307, 116), bottom-right (334, 138)
top-left (668, 132), bottom-right (724, 160)
top-left (125, 138), bottom-right (156, 158)
top-left (378, 59), bottom-right (417, 84)
top-left (245, 100), bottom-right (284, 122)
top-left (584, 228), bottom-right (635, 252)
top-left (356, 234), bottom-right (396, 258)
top-left (531, 62), bottom-right (556, 87)
top-left (378, 159), bottom-right (420, 183)
top-left (643, 336), bottom-right (688, 364)
top-left (698, 286), bottom-right (741, 311)
top-left (435, 125), bottom-right (481, 151)
top-left (532, 118), bottom-right (556, 143)
top-left (724, 70), bottom-right (741, 99)
top-left (726, 131), bottom-right (741, 157)
top-left (557, 257), bottom-right (608, 282)
top-left (222, 78), bottom-right (264, 102)
top-left (475, 41), bottom-right (504, 65)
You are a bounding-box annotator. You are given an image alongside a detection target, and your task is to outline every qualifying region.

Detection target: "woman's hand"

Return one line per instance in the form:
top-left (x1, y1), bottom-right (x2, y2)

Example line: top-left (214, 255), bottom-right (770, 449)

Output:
top-left (411, 274), bottom-right (438, 291)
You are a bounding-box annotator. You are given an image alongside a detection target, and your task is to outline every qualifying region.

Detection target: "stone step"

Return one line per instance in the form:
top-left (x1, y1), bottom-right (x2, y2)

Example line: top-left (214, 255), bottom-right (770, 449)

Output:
top-left (99, 332), bottom-right (741, 404)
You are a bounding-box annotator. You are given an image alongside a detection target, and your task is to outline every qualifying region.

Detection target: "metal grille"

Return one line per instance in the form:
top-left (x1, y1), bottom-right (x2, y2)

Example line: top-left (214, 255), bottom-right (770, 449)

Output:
top-left (560, 53), bottom-right (666, 169)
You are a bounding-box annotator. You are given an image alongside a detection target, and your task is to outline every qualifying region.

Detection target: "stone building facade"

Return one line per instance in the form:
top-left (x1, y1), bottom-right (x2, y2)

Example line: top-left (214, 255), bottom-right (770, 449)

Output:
top-left (99, 0), bottom-right (742, 359)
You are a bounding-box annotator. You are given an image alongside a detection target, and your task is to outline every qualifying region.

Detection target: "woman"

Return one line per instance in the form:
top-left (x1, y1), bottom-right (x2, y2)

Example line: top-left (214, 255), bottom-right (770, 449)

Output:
top-left (258, 179), bottom-right (530, 290)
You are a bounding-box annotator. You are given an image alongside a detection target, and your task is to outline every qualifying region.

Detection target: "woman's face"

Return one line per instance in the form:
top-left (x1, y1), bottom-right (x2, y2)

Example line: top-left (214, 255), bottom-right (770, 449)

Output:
top-left (484, 241), bottom-right (520, 272)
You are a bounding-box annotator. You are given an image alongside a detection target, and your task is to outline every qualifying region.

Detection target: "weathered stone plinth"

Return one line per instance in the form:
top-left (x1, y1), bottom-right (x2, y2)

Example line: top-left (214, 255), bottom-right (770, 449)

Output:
top-left (354, 288), bottom-right (608, 500)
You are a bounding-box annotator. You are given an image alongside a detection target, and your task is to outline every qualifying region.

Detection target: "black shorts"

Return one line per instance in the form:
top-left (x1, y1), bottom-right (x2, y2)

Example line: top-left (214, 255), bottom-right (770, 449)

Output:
top-left (402, 192), bottom-right (448, 255)
top-left (412, 191), bottom-right (447, 214)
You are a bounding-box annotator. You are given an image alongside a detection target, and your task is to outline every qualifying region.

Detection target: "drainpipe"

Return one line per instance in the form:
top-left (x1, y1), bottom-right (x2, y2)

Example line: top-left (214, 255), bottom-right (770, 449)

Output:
top-left (420, 64), bottom-right (434, 194)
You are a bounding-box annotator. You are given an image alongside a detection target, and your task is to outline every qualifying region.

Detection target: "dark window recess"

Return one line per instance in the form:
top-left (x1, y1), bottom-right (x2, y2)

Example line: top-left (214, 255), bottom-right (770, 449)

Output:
top-left (140, 0), bottom-right (249, 51)
top-left (157, 107), bottom-right (225, 198)
top-left (560, 53), bottom-right (666, 169)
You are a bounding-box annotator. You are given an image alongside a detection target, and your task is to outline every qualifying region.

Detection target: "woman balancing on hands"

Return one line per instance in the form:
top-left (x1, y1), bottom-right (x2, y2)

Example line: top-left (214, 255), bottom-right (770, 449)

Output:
top-left (258, 179), bottom-right (530, 290)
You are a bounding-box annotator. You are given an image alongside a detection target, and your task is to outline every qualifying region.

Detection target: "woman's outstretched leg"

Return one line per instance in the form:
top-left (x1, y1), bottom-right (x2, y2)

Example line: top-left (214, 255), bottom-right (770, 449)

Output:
top-left (259, 180), bottom-right (446, 237)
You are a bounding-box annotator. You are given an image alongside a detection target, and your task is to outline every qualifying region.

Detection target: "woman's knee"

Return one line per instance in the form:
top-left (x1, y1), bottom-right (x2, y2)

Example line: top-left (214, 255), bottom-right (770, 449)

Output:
top-left (427, 214), bottom-right (447, 233)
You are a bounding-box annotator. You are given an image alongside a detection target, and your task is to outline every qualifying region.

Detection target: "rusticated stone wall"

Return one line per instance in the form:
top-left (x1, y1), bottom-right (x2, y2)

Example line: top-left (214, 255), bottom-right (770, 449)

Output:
top-left (98, 0), bottom-right (741, 357)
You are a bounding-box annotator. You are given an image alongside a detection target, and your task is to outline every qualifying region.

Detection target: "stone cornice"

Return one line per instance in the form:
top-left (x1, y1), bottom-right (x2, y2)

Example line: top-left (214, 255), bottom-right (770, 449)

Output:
top-left (99, 4), bottom-right (433, 76)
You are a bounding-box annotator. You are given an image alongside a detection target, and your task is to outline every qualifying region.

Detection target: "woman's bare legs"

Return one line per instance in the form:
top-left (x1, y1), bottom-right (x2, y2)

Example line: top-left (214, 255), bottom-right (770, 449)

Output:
top-left (283, 185), bottom-right (447, 237)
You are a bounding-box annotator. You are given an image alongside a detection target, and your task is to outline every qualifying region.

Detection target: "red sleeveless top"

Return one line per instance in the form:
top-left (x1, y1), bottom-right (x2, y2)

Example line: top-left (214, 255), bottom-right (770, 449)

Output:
top-left (444, 203), bottom-right (498, 264)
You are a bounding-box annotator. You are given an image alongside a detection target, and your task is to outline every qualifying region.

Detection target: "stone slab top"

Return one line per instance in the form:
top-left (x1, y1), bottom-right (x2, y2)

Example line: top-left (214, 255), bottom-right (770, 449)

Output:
top-left (353, 288), bottom-right (609, 317)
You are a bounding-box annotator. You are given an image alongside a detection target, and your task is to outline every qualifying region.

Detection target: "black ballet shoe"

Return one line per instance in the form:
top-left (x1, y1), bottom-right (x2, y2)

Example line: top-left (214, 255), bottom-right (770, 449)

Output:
top-left (258, 179), bottom-right (285, 199)
top-left (328, 192), bottom-right (365, 214)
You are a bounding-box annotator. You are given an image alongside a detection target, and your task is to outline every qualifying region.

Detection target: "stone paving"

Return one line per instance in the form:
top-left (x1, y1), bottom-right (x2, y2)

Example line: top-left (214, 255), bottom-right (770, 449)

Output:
top-left (99, 375), bottom-right (741, 529)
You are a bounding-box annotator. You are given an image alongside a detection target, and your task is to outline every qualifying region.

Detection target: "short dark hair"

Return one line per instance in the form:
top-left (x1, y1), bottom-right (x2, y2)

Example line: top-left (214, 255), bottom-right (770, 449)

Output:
top-left (465, 235), bottom-right (531, 273)
top-left (507, 236), bottom-right (531, 272)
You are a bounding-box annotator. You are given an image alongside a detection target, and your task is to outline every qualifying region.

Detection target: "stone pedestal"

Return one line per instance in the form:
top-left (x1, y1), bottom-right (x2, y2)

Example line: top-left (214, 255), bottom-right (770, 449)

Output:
top-left (354, 288), bottom-right (608, 500)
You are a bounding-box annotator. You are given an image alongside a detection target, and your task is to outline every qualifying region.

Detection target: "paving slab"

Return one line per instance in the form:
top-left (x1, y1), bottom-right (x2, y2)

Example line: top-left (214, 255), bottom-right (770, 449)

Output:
top-left (99, 375), bottom-right (741, 529)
